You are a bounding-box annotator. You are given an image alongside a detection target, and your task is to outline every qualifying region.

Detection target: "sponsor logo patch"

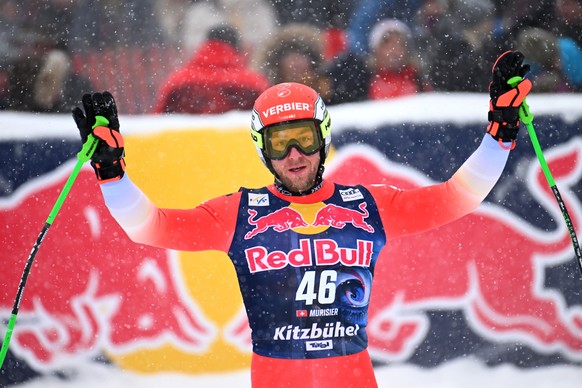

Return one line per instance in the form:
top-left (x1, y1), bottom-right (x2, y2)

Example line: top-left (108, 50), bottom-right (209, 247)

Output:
top-left (339, 188), bottom-right (364, 202)
top-left (248, 193), bottom-right (269, 206)
top-left (306, 340), bottom-right (333, 351)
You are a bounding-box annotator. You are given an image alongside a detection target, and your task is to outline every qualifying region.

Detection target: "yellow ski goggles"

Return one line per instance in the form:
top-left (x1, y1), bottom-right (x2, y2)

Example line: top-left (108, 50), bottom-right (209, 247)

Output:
top-left (263, 120), bottom-right (323, 160)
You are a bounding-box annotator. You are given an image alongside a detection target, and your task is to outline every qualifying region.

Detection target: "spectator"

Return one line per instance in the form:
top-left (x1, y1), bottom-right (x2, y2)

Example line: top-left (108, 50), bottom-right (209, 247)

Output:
top-left (326, 15), bottom-right (438, 105)
top-left (428, 0), bottom-right (504, 92)
top-left (0, 0), bottom-right (71, 111)
top-left (411, 0), bottom-right (457, 79)
top-left (7, 49), bottom-right (94, 113)
top-left (517, 27), bottom-right (571, 93)
top-left (345, 0), bottom-right (423, 55)
top-left (256, 23), bottom-right (332, 103)
top-left (268, 0), bottom-right (357, 59)
top-left (558, 36), bottom-right (582, 91)
top-left (552, 0), bottom-right (582, 90)
top-left (552, 0), bottom-right (582, 47)
top-left (153, 24), bottom-right (270, 114)
top-left (367, 19), bottom-right (429, 99)
top-left (33, 50), bottom-right (96, 112)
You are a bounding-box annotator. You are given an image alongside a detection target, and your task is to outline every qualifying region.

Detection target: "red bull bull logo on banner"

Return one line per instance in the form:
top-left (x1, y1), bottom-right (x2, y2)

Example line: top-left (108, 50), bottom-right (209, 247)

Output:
top-left (328, 140), bottom-right (582, 362)
top-left (1, 164), bottom-right (216, 369)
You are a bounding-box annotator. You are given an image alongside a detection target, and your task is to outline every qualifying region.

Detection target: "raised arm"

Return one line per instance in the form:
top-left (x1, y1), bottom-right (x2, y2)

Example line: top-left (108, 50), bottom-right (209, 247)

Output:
top-left (369, 134), bottom-right (511, 238)
top-left (369, 51), bottom-right (533, 239)
top-left (99, 175), bottom-right (240, 252)
top-left (72, 92), bottom-right (238, 252)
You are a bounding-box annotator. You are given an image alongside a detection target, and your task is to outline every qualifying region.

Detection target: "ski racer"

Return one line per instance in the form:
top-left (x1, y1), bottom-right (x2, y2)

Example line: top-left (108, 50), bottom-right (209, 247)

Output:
top-left (72, 51), bottom-right (532, 387)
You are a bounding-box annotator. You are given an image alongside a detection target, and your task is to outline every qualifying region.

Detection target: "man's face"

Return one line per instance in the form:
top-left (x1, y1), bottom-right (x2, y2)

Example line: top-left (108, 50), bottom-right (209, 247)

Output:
top-left (270, 146), bottom-right (321, 194)
top-left (263, 120), bottom-right (323, 194)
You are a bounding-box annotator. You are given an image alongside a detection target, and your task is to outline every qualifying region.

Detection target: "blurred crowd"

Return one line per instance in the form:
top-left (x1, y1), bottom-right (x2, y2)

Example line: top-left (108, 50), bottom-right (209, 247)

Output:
top-left (0, 0), bottom-right (581, 115)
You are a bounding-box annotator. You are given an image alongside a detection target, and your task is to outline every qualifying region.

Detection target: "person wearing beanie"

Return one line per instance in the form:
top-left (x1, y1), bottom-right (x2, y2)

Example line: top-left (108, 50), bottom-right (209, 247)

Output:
top-left (367, 18), bottom-right (430, 99)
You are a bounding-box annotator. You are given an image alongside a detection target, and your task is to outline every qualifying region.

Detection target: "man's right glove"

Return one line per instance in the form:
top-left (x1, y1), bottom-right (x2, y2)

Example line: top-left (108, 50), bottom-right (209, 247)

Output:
top-left (72, 91), bottom-right (125, 183)
top-left (487, 50), bottom-right (532, 149)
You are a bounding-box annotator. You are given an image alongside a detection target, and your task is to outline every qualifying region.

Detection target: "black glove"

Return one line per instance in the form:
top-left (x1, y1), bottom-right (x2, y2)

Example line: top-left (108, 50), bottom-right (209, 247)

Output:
top-left (72, 92), bottom-right (125, 183)
top-left (487, 50), bottom-right (532, 148)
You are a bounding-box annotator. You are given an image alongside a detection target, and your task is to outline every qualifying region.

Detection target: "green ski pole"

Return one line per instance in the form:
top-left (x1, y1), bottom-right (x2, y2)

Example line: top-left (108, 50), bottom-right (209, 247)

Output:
top-left (0, 127), bottom-right (101, 369)
top-left (508, 76), bottom-right (582, 277)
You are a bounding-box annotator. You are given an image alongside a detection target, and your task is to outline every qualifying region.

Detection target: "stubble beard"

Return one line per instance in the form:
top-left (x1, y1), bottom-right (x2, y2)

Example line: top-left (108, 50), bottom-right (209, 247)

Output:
top-left (276, 165), bottom-right (318, 194)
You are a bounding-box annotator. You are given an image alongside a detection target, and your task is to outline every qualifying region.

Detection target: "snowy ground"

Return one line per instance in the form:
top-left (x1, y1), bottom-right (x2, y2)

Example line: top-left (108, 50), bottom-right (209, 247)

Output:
top-left (15, 359), bottom-right (582, 388)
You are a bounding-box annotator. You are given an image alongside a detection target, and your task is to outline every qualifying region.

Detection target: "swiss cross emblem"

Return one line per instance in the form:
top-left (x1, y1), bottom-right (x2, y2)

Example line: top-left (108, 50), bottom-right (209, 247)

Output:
top-left (296, 310), bottom-right (308, 317)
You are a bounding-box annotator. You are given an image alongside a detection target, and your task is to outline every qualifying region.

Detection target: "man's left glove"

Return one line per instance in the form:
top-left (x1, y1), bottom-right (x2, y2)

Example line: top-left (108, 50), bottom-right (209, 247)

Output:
top-left (72, 91), bottom-right (125, 183)
top-left (487, 50), bottom-right (532, 149)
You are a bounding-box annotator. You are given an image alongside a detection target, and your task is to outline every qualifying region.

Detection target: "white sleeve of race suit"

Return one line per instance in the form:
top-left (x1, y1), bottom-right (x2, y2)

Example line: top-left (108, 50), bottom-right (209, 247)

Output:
top-left (98, 174), bottom-right (157, 235)
top-left (450, 133), bottom-right (512, 200)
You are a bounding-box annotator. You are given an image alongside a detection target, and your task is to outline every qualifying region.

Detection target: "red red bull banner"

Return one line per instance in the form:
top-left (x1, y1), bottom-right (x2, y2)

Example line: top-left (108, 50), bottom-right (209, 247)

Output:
top-left (1, 94), bottom-right (582, 385)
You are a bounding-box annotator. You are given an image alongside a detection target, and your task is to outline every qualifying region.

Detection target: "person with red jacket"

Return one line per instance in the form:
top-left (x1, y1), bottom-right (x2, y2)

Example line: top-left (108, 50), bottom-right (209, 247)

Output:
top-left (73, 51), bottom-right (532, 387)
top-left (153, 24), bottom-right (270, 114)
top-left (367, 19), bottom-right (430, 99)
